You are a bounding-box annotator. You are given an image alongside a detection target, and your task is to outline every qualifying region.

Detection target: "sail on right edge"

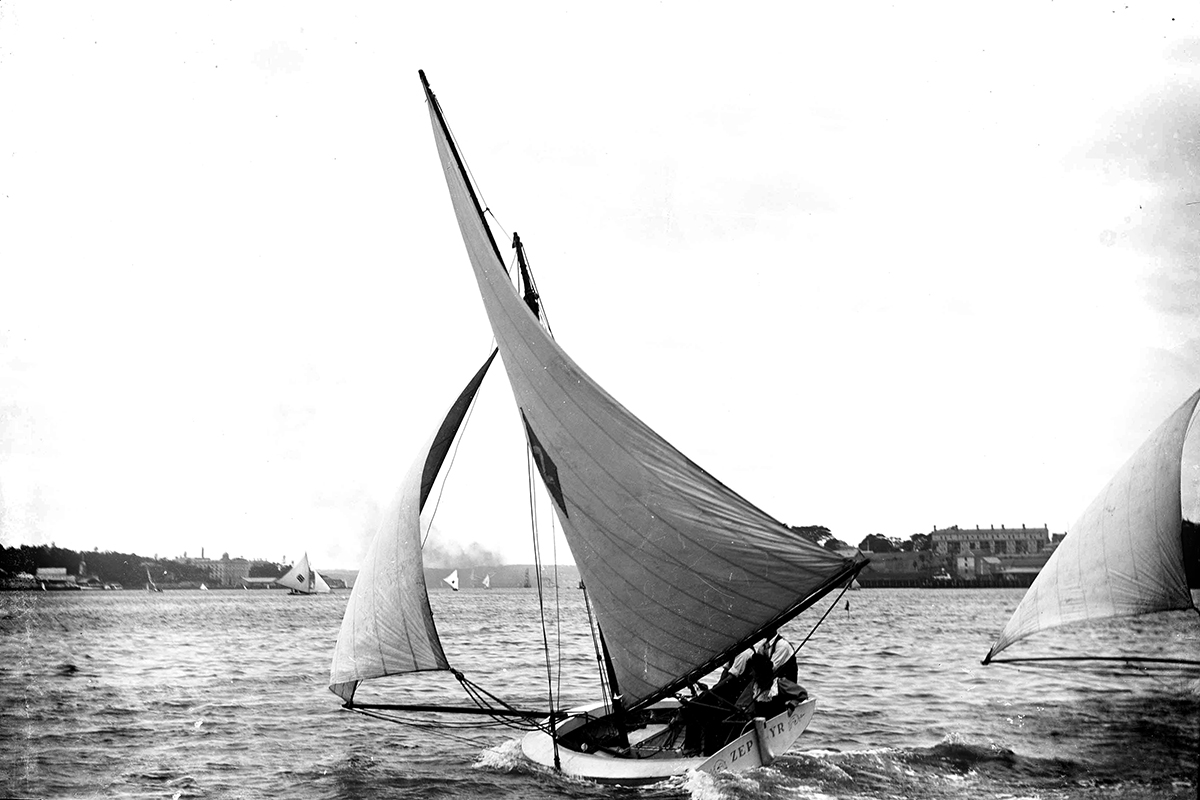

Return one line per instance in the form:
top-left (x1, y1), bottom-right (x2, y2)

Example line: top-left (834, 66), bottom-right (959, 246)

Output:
top-left (985, 388), bottom-right (1200, 663)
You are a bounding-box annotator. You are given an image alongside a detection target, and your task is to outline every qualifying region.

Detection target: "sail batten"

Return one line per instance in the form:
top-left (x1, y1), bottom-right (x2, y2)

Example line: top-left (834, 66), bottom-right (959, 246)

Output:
top-left (423, 77), bottom-right (861, 709)
top-left (986, 389), bottom-right (1200, 662)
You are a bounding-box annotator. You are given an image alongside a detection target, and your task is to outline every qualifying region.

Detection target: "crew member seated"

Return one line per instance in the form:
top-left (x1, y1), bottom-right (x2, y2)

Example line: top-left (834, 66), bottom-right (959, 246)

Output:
top-left (676, 627), bottom-right (806, 756)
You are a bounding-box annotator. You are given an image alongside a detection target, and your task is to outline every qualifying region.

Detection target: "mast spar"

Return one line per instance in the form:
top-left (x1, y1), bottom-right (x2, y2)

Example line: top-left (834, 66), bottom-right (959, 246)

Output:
top-left (419, 69), bottom-right (508, 276)
top-left (512, 232), bottom-right (541, 319)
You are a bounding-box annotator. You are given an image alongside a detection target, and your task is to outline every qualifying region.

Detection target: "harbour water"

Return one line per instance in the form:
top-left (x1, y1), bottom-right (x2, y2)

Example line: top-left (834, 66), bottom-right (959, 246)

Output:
top-left (2, 586), bottom-right (1197, 799)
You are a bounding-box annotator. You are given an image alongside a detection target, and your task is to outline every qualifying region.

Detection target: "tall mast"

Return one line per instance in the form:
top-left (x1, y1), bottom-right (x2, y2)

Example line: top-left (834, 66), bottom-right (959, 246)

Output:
top-left (512, 232), bottom-right (541, 318)
top-left (596, 623), bottom-right (630, 747)
top-left (418, 70), bottom-right (509, 275)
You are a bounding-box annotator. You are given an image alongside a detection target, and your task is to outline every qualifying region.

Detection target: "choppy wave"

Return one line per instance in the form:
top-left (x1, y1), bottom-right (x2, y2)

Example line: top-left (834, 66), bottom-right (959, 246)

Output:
top-left (1, 588), bottom-right (1196, 800)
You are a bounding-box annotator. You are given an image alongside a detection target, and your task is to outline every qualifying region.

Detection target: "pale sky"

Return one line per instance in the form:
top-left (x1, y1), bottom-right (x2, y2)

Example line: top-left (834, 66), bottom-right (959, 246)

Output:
top-left (2, 2), bottom-right (1198, 570)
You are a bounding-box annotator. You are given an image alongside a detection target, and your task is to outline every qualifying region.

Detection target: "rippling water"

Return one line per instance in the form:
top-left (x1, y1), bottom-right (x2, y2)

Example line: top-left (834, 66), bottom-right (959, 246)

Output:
top-left (1, 587), bottom-right (1197, 799)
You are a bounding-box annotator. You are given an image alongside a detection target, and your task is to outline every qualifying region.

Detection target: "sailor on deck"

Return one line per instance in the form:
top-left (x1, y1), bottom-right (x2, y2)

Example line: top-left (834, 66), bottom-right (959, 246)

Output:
top-left (678, 628), bottom-right (804, 755)
top-left (722, 628), bottom-right (798, 683)
top-left (724, 628), bottom-right (806, 718)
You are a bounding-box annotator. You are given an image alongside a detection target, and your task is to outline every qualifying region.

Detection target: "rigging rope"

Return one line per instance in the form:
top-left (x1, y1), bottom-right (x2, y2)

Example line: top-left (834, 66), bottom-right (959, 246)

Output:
top-left (434, 100), bottom-right (510, 276)
top-left (581, 582), bottom-right (614, 718)
top-left (794, 578), bottom-right (856, 653)
top-left (550, 509), bottom-right (563, 702)
top-left (528, 450), bottom-right (562, 766)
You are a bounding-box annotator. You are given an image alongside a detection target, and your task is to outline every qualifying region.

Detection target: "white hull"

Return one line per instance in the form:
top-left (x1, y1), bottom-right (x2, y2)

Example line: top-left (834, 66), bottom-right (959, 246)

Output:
top-left (521, 697), bottom-right (816, 785)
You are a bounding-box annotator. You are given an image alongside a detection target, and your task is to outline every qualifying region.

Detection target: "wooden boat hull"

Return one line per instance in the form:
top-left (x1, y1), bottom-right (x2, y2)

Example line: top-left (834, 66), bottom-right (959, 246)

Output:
top-left (520, 697), bottom-right (817, 785)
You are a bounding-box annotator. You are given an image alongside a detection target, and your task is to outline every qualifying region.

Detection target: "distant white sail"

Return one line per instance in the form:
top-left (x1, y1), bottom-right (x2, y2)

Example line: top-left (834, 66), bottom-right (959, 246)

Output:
top-left (443, 570), bottom-right (459, 591)
top-left (481, 574), bottom-right (490, 589)
top-left (278, 553), bottom-right (331, 595)
top-left (986, 388), bottom-right (1200, 661)
top-left (313, 570), bottom-right (331, 593)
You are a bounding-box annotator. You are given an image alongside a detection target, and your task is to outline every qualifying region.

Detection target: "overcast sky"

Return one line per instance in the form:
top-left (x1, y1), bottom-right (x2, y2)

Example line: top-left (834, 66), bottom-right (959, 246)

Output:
top-left (2, 2), bottom-right (1198, 570)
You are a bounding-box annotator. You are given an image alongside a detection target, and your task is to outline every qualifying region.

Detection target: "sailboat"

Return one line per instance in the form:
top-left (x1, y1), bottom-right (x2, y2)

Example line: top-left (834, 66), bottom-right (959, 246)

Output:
top-left (144, 566), bottom-right (162, 593)
top-left (481, 573), bottom-right (491, 590)
top-left (277, 552), bottom-right (331, 595)
top-left (442, 570), bottom-right (459, 591)
top-left (984, 388), bottom-right (1200, 666)
top-left (327, 71), bottom-right (869, 785)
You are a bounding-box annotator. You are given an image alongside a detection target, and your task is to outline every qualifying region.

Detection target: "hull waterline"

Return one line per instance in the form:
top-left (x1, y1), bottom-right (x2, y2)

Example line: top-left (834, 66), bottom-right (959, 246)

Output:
top-left (520, 697), bottom-right (817, 785)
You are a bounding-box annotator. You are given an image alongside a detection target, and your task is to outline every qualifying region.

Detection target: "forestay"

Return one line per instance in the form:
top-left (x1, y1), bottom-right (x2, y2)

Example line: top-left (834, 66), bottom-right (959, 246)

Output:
top-left (985, 388), bottom-right (1200, 661)
top-left (423, 76), bottom-right (863, 711)
top-left (328, 352), bottom-right (496, 703)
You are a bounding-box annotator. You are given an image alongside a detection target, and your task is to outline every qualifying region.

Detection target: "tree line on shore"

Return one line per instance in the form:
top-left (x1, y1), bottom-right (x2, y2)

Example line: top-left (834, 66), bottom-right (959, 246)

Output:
top-left (0, 544), bottom-right (286, 588)
top-left (786, 525), bottom-right (931, 554)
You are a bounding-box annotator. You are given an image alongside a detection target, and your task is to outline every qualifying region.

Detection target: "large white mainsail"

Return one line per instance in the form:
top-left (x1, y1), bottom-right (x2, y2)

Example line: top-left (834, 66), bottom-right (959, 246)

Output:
top-left (329, 352), bottom-right (496, 703)
top-left (420, 72), bottom-right (865, 711)
top-left (277, 552), bottom-right (331, 595)
top-left (985, 388), bottom-right (1200, 662)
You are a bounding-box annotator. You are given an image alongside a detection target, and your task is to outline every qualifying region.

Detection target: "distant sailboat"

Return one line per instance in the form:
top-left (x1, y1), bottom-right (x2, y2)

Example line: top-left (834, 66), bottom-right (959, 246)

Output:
top-left (442, 570), bottom-right (459, 591)
top-left (328, 71), bottom-right (868, 785)
top-left (144, 566), bottom-right (162, 593)
top-left (199, 583), bottom-right (209, 591)
top-left (985, 389), bottom-right (1200, 666)
top-left (481, 573), bottom-right (491, 590)
top-left (277, 553), bottom-right (331, 595)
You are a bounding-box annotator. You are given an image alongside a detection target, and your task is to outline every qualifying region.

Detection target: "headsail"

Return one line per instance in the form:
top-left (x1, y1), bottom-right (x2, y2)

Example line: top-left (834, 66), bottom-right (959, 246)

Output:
top-left (312, 570), bottom-right (332, 594)
top-left (329, 351), bottom-right (496, 703)
top-left (985, 388), bottom-right (1200, 662)
top-left (420, 72), bottom-right (865, 711)
top-left (443, 570), bottom-right (460, 591)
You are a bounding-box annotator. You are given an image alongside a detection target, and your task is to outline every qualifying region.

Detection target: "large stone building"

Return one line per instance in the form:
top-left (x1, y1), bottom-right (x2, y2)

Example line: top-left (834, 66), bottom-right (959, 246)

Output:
top-left (178, 551), bottom-right (252, 587)
top-left (931, 524), bottom-right (1050, 556)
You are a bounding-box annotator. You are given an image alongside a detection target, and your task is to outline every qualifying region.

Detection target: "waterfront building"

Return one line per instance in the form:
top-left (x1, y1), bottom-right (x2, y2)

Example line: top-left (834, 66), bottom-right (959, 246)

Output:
top-left (207, 556), bottom-right (251, 587)
top-left (930, 524), bottom-right (1050, 556)
top-left (35, 567), bottom-right (77, 589)
top-left (178, 554), bottom-right (251, 587)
